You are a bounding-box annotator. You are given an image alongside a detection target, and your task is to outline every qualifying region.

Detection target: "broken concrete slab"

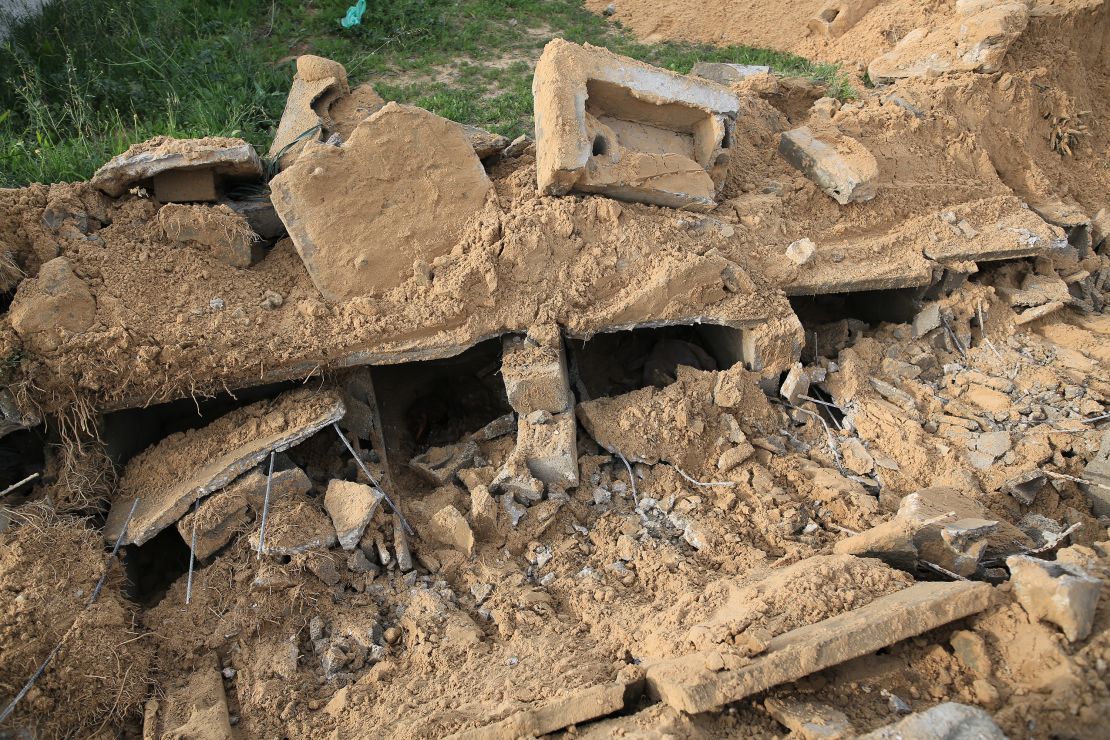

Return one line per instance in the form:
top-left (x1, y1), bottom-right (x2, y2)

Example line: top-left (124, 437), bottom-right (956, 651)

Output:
top-left (427, 504), bottom-right (475, 556)
top-left (690, 62), bottom-right (771, 85)
top-left (249, 498), bottom-right (338, 555)
top-left (8, 256), bottom-right (96, 352)
top-left (324, 479), bottom-right (384, 550)
top-left (461, 124), bottom-right (510, 160)
top-left (856, 702), bottom-right (1006, 740)
top-left (143, 657), bottom-right (233, 740)
top-left (516, 411), bottom-right (579, 490)
top-left (409, 440), bottom-right (479, 486)
top-left (104, 388), bottom-right (345, 546)
top-left (268, 55), bottom-right (355, 170)
top-left (533, 39), bottom-right (738, 211)
top-left (270, 102), bottom-right (492, 300)
top-left (501, 331), bottom-right (572, 415)
top-left (1006, 554), bottom-right (1102, 642)
top-left (764, 697), bottom-right (852, 740)
top-left (91, 136), bottom-right (263, 199)
top-left (778, 127), bottom-right (878, 205)
top-left (1082, 430), bottom-right (1110, 515)
top-left (923, 196), bottom-right (1063, 262)
top-left (868, 2), bottom-right (1029, 83)
top-left (175, 466), bottom-right (312, 558)
top-left (780, 363), bottom-right (810, 405)
top-left (833, 518), bottom-right (918, 570)
top-left (644, 580), bottom-right (996, 713)
top-left (157, 203), bottom-right (256, 268)
top-left (448, 680), bottom-right (633, 740)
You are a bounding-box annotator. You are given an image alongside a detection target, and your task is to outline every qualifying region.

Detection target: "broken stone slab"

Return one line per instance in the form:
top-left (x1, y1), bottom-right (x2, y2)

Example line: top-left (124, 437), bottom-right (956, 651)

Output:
top-left (856, 702), bottom-right (1005, 740)
top-left (409, 440), bottom-right (479, 486)
top-left (780, 363), bottom-right (810, 405)
top-left (868, 2), bottom-right (1029, 83)
top-left (516, 411), bottom-right (579, 489)
top-left (833, 518), bottom-right (919, 571)
top-left (222, 197), bottom-right (286, 241)
top-left (764, 697), bottom-right (853, 740)
top-left (460, 123), bottom-right (510, 160)
top-left (690, 62), bottom-right (771, 85)
top-left (324, 479), bottom-right (384, 550)
top-left (897, 488), bottom-right (1000, 576)
top-left (1006, 554), bottom-right (1102, 642)
top-left (923, 196), bottom-right (1063, 263)
top-left (447, 680), bottom-right (633, 740)
top-left (270, 102), bottom-right (492, 300)
top-left (912, 304), bottom-right (941, 338)
top-left (1015, 300), bottom-right (1065, 325)
top-left (91, 136), bottom-right (263, 199)
top-left (268, 55), bottom-right (357, 170)
top-left (427, 504), bottom-right (475, 556)
top-left (143, 657), bottom-right (233, 740)
top-left (533, 39), bottom-right (739, 211)
top-left (157, 203), bottom-right (256, 268)
top-left (1082, 429), bottom-right (1110, 515)
top-left (501, 331), bottom-right (573, 415)
top-left (249, 498), bottom-right (338, 555)
top-left (644, 581), bottom-right (997, 714)
top-left (999, 272), bottom-right (1071, 308)
top-left (175, 466), bottom-right (312, 558)
top-left (104, 388), bottom-right (345, 546)
top-left (8, 256), bottom-right (96, 352)
top-left (778, 127), bottom-right (878, 205)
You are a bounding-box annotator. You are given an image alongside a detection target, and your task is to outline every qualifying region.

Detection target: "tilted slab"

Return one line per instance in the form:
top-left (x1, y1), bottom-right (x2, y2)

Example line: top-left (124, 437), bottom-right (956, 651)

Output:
top-left (104, 388), bottom-right (344, 545)
top-left (644, 581), bottom-right (997, 714)
top-left (447, 681), bottom-right (632, 740)
top-left (91, 136), bottom-right (263, 198)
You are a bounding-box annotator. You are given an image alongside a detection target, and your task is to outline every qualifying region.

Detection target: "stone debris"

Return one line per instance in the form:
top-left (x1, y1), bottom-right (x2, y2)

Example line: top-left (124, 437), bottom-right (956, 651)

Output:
top-left (501, 331), bottom-right (573, 416)
top-left (1082, 429), bottom-right (1110, 515)
top-left (785, 237), bottom-right (816, 266)
top-left (91, 135), bottom-right (263, 199)
top-left (448, 681), bottom-right (634, 740)
top-left (779, 362), bottom-right (810, 405)
top-left (323, 479), bottom-right (384, 550)
top-left (778, 127), bottom-right (878, 205)
top-left (157, 203), bottom-right (257, 268)
top-left (764, 697), bottom-right (852, 739)
top-left (690, 62), bottom-right (771, 84)
top-left (104, 389), bottom-right (345, 545)
top-left (427, 504), bottom-right (475, 556)
top-left (270, 102), bottom-right (492, 300)
top-left (1006, 554), bottom-right (1102, 642)
top-left (249, 498), bottom-right (338, 555)
top-left (645, 581), bottom-right (997, 713)
top-left (143, 658), bottom-right (234, 739)
top-left (410, 440), bottom-right (479, 486)
top-left (856, 702), bottom-right (1006, 740)
top-left (8, 256), bottom-right (96, 352)
top-left (533, 39), bottom-right (738, 211)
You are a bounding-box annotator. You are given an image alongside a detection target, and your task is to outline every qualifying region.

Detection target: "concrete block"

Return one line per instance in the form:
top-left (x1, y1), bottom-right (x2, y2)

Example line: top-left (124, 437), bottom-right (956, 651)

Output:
top-left (428, 504), bottom-right (475, 556)
top-left (152, 168), bottom-right (217, 202)
top-left (533, 39), bottom-right (739, 211)
top-left (324, 479), bottom-right (384, 550)
top-left (249, 499), bottom-right (338, 555)
top-left (501, 333), bottom-right (572, 415)
top-left (157, 203), bottom-right (256, 267)
top-left (779, 127), bottom-right (878, 205)
top-left (1082, 430), bottom-right (1110, 515)
top-left (690, 62), bottom-right (771, 84)
top-left (516, 411), bottom-right (579, 489)
top-left (91, 136), bottom-right (263, 198)
top-left (856, 702), bottom-right (1005, 740)
top-left (1007, 554), bottom-right (1102, 642)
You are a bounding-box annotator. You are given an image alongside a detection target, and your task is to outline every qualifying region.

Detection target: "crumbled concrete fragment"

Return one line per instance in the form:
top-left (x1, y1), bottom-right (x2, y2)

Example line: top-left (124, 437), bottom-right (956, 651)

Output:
top-left (780, 363), bottom-right (810, 405)
top-left (153, 168), bottom-right (217, 202)
top-left (516, 411), bottom-right (579, 489)
top-left (147, 660), bottom-right (234, 739)
top-left (912, 304), bottom-right (941, 337)
top-left (1015, 300), bottom-right (1065, 325)
top-left (1091, 207), bottom-right (1109, 251)
top-left (690, 62), bottom-right (771, 84)
top-left (856, 702), bottom-right (1005, 740)
top-left (533, 39), bottom-right (738, 211)
top-left (1006, 554), bottom-right (1102, 642)
top-left (949, 630), bottom-right (992, 678)
top-left (645, 581), bottom-right (996, 713)
top-left (1081, 430), bottom-right (1110, 515)
top-left (92, 135), bottom-right (263, 198)
top-left (809, 0), bottom-right (881, 38)
top-left (223, 197), bottom-right (286, 240)
top-left (976, 430), bottom-right (1012, 460)
top-left (765, 697), bottom-right (852, 740)
top-left (1004, 469), bottom-right (1045, 505)
top-left (447, 681), bottom-right (632, 740)
top-left (268, 55), bottom-right (353, 170)
top-left (778, 127), bottom-right (878, 205)
top-left (409, 441), bottom-right (478, 486)
top-left (471, 413), bottom-right (517, 441)
top-left (460, 123), bottom-right (510, 159)
top-left (428, 505), bottom-right (475, 557)
top-left (500, 492), bottom-right (528, 527)
top-left (501, 333), bottom-right (572, 415)
top-left (833, 518), bottom-right (918, 570)
top-left (324, 480), bottom-right (384, 550)
top-left (270, 102), bottom-right (492, 300)
top-left (897, 490), bottom-right (996, 576)
top-left (841, 438), bottom-right (874, 475)
top-left (717, 441), bottom-right (754, 473)
top-left (785, 237), bottom-right (816, 265)
top-left (492, 458), bottom-right (545, 504)
top-left (393, 513), bottom-right (414, 571)
top-left (157, 203), bottom-right (256, 268)
top-left (468, 484), bottom-right (499, 537)
top-left (250, 499), bottom-right (339, 555)
top-left (9, 256), bottom-right (96, 351)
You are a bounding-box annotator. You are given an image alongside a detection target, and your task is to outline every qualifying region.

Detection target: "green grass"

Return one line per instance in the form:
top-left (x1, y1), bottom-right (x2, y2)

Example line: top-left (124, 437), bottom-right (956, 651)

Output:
top-left (0, 0), bottom-right (854, 187)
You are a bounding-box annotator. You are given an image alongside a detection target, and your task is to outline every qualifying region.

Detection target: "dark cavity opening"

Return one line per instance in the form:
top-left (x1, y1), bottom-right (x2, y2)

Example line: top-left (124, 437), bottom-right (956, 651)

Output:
top-left (567, 323), bottom-right (742, 400)
top-left (123, 525), bottom-right (192, 605)
top-left (591, 134), bottom-right (609, 157)
top-left (0, 426), bottom-right (46, 499)
top-left (790, 287), bottom-right (924, 361)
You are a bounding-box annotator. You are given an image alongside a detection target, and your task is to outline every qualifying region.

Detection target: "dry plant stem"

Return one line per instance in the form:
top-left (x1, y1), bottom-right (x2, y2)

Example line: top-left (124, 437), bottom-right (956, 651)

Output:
top-left (331, 422), bottom-right (413, 535)
top-left (0, 471), bottom-right (40, 499)
top-left (185, 497), bottom-right (199, 605)
top-left (617, 451), bottom-right (638, 503)
top-left (0, 497), bottom-right (139, 724)
top-left (256, 450), bottom-right (276, 560)
top-left (672, 465), bottom-right (737, 488)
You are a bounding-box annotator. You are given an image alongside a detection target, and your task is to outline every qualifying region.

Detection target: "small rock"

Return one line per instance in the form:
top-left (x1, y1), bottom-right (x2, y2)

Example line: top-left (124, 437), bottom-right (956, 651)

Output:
top-left (1006, 554), bottom-right (1102, 642)
top-left (912, 304), bottom-right (941, 338)
top-left (780, 363), bottom-right (810, 405)
top-left (786, 237), bottom-right (816, 265)
top-left (778, 127), bottom-right (878, 205)
top-left (428, 504), bottom-right (475, 556)
top-left (323, 480), bottom-right (384, 550)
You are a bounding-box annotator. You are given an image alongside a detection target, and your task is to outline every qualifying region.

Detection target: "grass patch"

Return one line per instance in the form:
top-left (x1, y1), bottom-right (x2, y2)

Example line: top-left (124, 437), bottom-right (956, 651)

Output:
top-left (0, 0), bottom-right (854, 186)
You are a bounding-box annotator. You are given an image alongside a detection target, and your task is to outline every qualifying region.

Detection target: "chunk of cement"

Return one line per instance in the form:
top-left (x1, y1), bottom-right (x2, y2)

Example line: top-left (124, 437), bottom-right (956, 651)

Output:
top-left (833, 518), bottom-right (918, 570)
top-left (808, 0), bottom-right (881, 38)
top-left (144, 658), bottom-right (233, 740)
top-left (897, 489), bottom-right (998, 577)
top-left (867, 3), bottom-right (1029, 83)
top-left (428, 504), bottom-right (475, 557)
top-left (270, 102), bottom-right (492, 300)
top-left (764, 697), bottom-right (853, 740)
top-left (460, 123), bottom-right (510, 159)
top-left (268, 55), bottom-right (355, 170)
top-left (446, 681), bottom-right (632, 740)
top-left (644, 581), bottom-right (996, 713)
top-left (104, 389), bottom-right (345, 546)
top-left (533, 39), bottom-right (738, 212)
top-left (690, 62), bottom-right (771, 84)
top-left (249, 499), bottom-right (338, 555)
top-left (158, 203), bottom-right (256, 268)
top-left (785, 237), bottom-right (816, 266)
top-left (91, 136), bottom-right (263, 198)
top-left (780, 363), bottom-right (810, 405)
top-left (856, 702), bottom-right (1005, 740)
top-left (410, 440), bottom-right (479, 486)
top-left (501, 333), bottom-right (573, 415)
top-left (324, 479), bottom-right (384, 550)
top-left (222, 197), bottom-right (286, 241)
top-left (1006, 554), bottom-right (1102, 642)
top-left (1081, 429), bottom-right (1110, 516)
top-left (912, 304), bottom-right (941, 338)
top-left (779, 127), bottom-right (878, 205)
top-left (8, 256), bottom-right (96, 351)
top-left (516, 411), bottom-right (579, 489)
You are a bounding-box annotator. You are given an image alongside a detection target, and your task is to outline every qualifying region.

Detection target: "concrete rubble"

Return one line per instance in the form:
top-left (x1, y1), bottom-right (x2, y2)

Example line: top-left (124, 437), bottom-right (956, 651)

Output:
top-left (2, 12), bottom-right (1110, 739)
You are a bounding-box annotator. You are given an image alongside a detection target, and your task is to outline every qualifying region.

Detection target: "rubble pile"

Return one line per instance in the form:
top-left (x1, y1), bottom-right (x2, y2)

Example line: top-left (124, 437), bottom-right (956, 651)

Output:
top-left (1, 6), bottom-right (1109, 736)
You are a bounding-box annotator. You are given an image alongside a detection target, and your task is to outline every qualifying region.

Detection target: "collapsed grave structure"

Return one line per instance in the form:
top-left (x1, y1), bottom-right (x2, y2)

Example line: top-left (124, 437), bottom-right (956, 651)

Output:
top-left (1, 14), bottom-right (1109, 738)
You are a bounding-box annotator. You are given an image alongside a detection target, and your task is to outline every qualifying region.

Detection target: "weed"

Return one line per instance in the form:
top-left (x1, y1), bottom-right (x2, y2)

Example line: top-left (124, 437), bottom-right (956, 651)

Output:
top-left (0, 0), bottom-right (853, 186)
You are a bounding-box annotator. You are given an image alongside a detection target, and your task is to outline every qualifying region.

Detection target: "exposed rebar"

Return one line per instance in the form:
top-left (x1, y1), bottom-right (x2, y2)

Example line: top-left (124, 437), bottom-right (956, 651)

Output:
top-left (332, 422), bottom-right (413, 535)
top-left (256, 450), bottom-right (276, 559)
